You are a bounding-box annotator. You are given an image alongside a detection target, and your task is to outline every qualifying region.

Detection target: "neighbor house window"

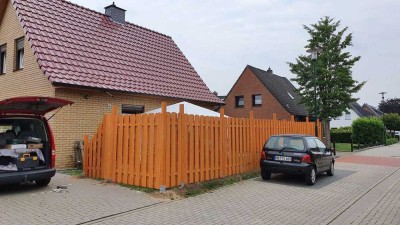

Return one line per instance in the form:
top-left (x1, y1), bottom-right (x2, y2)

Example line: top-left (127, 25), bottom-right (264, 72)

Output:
top-left (345, 113), bottom-right (351, 120)
top-left (15, 37), bottom-right (24, 70)
top-left (252, 94), bottom-right (262, 106)
top-left (121, 105), bottom-right (144, 114)
top-left (235, 96), bottom-right (244, 108)
top-left (0, 44), bottom-right (6, 74)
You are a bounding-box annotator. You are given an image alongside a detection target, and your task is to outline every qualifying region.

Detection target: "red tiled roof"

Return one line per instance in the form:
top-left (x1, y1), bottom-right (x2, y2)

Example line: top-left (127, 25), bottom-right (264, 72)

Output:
top-left (12, 0), bottom-right (223, 104)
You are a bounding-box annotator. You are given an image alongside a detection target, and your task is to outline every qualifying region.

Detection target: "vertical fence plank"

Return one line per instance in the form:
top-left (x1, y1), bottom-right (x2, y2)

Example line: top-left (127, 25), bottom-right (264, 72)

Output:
top-left (189, 115), bottom-right (195, 184)
top-left (97, 125), bottom-right (103, 178)
top-left (116, 115), bottom-right (124, 183)
top-left (194, 115), bottom-right (200, 183)
top-left (210, 117), bottom-right (215, 179)
top-left (83, 135), bottom-right (89, 176)
top-left (205, 117), bottom-right (210, 180)
top-left (128, 115), bottom-right (136, 185)
top-left (91, 131), bottom-right (97, 178)
top-left (171, 113), bottom-right (178, 187)
top-left (140, 114), bottom-right (149, 187)
top-left (200, 116), bottom-right (205, 181)
top-left (148, 114), bottom-right (155, 188)
top-left (122, 116), bottom-right (129, 184)
top-left (165, 113), bottom-right (171, 188)
top-left (134, 114), bottom-right (142, 186)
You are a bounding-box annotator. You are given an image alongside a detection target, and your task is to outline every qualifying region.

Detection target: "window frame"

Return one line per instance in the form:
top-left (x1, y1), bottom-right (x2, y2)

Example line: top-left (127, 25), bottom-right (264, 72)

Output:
top-left (15, 37), bottom-right (24, 71)
top-left (252, 94), bottom-right (262, 107)
top-left (121, 104), bottom-right (145, 114)
top-left (0, 44), bottom-right (6, 75)
top-left (235, 96), bottom-right (244, 108)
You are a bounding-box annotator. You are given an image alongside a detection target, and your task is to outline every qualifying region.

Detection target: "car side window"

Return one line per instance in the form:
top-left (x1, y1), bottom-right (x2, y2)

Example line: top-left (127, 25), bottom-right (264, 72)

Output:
top-left (306, 138), bottom-right (318, 151)
top-left (314, 139), bottom-right (326, 152)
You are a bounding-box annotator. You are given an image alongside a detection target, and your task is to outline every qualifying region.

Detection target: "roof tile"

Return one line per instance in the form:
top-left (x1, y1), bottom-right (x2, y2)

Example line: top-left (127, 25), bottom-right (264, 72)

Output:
top-left (12, 0), bottom-right (222, 104)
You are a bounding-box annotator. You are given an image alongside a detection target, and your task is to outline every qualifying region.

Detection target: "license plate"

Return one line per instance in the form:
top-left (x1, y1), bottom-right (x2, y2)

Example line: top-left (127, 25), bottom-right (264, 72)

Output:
top-left (275, 156), bottom-right (292, 162)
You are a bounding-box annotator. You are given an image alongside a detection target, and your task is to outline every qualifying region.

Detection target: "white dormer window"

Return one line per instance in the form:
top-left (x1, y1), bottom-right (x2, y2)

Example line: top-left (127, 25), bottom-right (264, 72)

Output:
top-left (287, 92), bottom-right (294, 100)
top-left (345, 113), bottom-right (351, 120)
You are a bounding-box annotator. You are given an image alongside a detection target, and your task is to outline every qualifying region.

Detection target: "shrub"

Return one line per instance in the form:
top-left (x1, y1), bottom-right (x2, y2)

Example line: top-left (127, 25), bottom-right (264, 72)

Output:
top-left (381, 113), bottom-right (400, 136)
top-left (386, 138), bottom-right (399, 146)
top-left (352, 117), bottom-right (385, 145)
top-left (331, 127), bottom-right (352, 143)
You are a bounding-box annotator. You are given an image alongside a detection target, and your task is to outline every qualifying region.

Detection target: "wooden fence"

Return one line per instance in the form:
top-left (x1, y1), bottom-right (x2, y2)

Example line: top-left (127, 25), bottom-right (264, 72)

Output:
top-left (84, 103), bottom-right (322, 189)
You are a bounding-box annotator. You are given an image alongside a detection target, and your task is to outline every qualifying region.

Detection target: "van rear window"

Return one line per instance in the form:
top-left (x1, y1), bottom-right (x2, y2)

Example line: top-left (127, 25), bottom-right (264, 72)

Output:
top-left (0, 118), bottom-right (47, 148)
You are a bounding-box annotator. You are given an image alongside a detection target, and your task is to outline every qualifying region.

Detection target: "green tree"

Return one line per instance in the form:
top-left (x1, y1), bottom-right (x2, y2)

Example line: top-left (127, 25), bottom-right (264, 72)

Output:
top-left (289, 17), bottom-right (365, 147)
top-left (379, 98), bottom-right (400, 114)
top-left (381, 113), bottom-right (400, 136)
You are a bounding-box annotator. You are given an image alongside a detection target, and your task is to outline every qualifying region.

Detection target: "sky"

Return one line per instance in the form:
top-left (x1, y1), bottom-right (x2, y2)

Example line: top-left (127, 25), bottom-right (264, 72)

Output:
top-left (69, 0), bottom-right (400, 107)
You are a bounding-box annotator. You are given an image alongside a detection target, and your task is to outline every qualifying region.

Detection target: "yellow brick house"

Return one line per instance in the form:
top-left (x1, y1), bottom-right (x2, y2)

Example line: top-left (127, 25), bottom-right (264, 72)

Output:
top-left (0, 0), bottom-right (223, 168)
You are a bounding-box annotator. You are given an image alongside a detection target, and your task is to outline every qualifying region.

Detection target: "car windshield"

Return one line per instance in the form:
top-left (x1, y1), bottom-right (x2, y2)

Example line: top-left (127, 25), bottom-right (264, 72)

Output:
top-left (264, 136), bottom-right (305, 151)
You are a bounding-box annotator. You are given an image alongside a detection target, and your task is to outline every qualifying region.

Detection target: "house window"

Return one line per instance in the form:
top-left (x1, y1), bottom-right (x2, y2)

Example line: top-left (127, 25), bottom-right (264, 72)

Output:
top-left (0, 44), bottom-right (6, 74)
top-left (121, 105), bottom-right (144, 114)
top-left (252, 94), bottom-right (262, 106)
top-left (345, 113), bottom-right (351, 120)
top-left (15, 37), bottom-right (24, 70)
top-left (235, 96), bottom-right (244, 108)
top-left (287, 92), bottom-right (295, 100)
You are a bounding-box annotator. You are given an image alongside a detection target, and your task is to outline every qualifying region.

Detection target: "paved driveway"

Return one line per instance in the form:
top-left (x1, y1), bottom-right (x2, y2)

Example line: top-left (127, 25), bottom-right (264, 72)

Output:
top-left (0, 173), bottom-right (161, 225)
top-left (1, 144), bottom-right (400, 225)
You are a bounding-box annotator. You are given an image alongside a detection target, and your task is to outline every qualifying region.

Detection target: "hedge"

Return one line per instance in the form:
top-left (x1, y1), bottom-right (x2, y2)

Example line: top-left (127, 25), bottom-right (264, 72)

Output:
top-left (331, 127), bottom-right (352, 143)
top-left (352, 117), bottom-right (385, 145)
top-left (386, 138), bottom-right (399, 146)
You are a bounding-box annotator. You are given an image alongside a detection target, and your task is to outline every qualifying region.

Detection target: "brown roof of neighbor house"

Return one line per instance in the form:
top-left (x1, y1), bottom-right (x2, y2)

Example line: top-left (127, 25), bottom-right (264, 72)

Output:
top-left (11, 0), bottom-right (223, 104)
top-left (247, 65), bottom-right (309, 116)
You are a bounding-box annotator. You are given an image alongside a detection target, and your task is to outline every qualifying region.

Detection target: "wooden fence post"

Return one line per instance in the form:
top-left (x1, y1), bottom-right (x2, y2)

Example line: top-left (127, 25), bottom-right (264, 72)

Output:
top-left (156, 102), bottom-right (167, 191)
top-left (101, 106), bottom-right (118, 181)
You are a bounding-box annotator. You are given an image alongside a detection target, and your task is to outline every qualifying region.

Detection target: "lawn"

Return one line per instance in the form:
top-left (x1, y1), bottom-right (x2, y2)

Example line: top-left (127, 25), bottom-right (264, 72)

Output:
top-left (334, 143), bottom-right (357, 152)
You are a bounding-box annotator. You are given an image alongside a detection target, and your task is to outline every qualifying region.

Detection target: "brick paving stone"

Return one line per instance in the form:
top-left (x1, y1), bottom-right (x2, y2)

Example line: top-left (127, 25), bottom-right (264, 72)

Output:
top-left (0, 173), bottom-right (160, 225)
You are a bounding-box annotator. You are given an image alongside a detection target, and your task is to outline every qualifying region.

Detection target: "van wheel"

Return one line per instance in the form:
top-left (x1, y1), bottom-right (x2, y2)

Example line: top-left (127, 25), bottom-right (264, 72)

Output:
top-left (305, 167), bottom-right (316, 185)
top-left (261, 168), bottom-right (271, 180)
top-left (36, 178), bottom-right (51, 186)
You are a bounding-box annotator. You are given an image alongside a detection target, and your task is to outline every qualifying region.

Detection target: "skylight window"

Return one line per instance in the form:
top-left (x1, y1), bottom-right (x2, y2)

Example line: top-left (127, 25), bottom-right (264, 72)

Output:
top-left (287, 92), bottom-right (295, 100)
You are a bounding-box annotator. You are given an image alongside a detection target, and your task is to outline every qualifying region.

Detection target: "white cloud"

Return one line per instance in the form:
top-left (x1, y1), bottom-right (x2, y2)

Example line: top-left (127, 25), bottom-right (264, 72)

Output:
top-left (69, 0), bottom-right (400, 106)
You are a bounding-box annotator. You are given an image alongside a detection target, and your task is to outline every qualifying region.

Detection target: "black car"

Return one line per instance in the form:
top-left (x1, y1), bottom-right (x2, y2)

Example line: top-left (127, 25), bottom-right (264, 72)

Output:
top-left (260, 134), bottom-right (335, 185)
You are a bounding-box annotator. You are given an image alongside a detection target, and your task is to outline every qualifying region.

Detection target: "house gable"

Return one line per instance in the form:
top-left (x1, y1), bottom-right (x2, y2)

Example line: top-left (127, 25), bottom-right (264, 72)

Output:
top-left (0, 0), bottom-right (54, 99)
top-left (224, 66), bottom-right (292, 120)
top-left (12, 0), bottom-right (222, 105)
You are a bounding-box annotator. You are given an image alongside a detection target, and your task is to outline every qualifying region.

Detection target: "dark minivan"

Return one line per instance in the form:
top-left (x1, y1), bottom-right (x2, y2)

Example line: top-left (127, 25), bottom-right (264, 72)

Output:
top-left (260, 134), bottom-right (335, 185)
top-left (0, 97), bottom-right (72, 186)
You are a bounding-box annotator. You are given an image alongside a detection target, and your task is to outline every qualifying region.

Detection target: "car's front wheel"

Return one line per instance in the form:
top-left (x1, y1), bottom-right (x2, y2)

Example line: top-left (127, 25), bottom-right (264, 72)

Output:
top-left (305, 167), bottom-right (316, 185)
top-left (327, 162), bottom-right (334, 176)
top-left (36, 178), bottom-right (51, 186)
top-left (261, 168), bottom-right (271, 180)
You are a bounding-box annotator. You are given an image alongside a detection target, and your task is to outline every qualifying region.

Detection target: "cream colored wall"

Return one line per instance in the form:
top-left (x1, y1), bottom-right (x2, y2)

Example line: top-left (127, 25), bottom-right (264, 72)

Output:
top-left (53, 88), bottom-right (179, 168)
top-left (0, 0), bottom-right (54, 99)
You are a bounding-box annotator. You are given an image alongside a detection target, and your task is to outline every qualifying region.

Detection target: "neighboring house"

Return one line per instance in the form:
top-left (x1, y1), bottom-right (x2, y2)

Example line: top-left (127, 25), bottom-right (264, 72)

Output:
top-left (0, 0), bottom-right (222, 168)
top-left (224, 65), bottom-right (308, 121)
top-left (362, 103), bottom-right (383, 117)
top-left (331, 102), bottom-right (373, 128)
